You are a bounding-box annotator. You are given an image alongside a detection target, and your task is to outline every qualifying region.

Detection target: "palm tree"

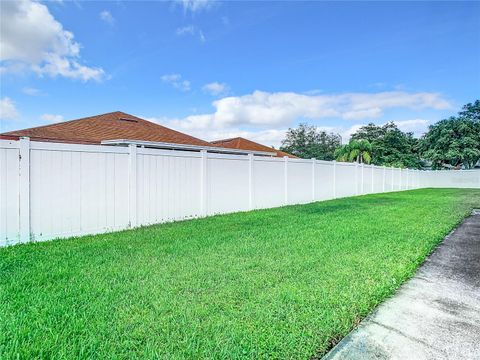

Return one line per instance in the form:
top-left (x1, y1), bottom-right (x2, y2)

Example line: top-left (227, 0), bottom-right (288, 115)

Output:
top-left (334, 143), bottom-right (352, 162)
top-left (335, 139), bottom-right (372, 164)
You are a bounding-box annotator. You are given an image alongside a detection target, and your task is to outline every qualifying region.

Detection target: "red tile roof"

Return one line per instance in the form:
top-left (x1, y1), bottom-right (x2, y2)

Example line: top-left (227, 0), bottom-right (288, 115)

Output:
top-left (0, 111), bottom-right (214, 147)
top-left (211, 137), bottom-right (297, 158)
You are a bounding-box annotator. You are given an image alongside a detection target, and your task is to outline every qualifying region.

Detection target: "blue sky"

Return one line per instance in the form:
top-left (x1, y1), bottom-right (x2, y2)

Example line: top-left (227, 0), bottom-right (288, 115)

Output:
top-left (1, 0), bottom-right (479, 147)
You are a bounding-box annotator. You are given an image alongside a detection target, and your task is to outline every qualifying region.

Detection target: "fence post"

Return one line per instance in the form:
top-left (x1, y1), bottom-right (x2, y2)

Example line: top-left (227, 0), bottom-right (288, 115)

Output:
top-left (361, 163), bottom-right (364, 195)
top-left (128, 144), bottom-right (137, 228)
top-left (311, 158), bottom-right (316, 201)
top-left (284, 156), bottom-right (289, 205)
top-left (399, 168), bottom-right (402, 191)
top-left (406, 168), bottom-right (409, 189)
top-left (200, 150), bottom-right (208, 216)
top-left (371, 164), bottom-right (374, 193)
top-left (19, 137), bottom-right (30, 243)
top-left (248, 153), bottom-right (254, 210)
top-left (391, 166), bottom-right (394, 191)
top-left (355, 162), bottom-right (359, 196)
top-left (332, 160), bottom-right (337, 198)
top-left (382, 166), bottom-right (386, 192)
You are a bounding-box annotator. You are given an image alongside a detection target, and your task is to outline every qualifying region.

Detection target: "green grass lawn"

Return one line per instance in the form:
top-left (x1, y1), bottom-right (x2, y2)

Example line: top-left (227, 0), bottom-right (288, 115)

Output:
top-left (1, 188), bottom-right (479, 359)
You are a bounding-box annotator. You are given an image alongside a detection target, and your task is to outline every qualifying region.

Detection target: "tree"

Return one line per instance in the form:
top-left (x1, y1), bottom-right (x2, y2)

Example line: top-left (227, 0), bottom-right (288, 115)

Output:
top-left (335, 139), bottom-right (372, 164)
top-left (459, 100), bottom-right (480, 122)
top-left (280, 123), bottom-right (341, 160)
top-left (351, 122), bottom-right (421, 168)
top-left (419, 115), bottom-right (480, 169)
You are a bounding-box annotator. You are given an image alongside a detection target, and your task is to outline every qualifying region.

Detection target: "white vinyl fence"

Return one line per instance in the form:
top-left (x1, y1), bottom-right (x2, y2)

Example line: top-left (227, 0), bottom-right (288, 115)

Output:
top-left (1, 138), bottom-right (479, 246)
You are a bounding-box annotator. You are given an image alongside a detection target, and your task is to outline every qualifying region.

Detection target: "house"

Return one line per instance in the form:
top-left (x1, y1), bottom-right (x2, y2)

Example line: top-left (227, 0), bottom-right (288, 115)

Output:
top-left (211, 137), bottom-right (297, 158)
top-left (0, 111), bottom-right (212, 147)
top-left (0, 111), bottom-right (279, 156)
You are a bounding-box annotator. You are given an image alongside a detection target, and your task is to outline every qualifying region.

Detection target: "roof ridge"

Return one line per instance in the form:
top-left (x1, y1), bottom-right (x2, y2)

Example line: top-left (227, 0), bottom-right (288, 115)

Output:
top-left (211, 136), bottom-right (244, 143)
top-left (0, 111), bottom-right (128, 135)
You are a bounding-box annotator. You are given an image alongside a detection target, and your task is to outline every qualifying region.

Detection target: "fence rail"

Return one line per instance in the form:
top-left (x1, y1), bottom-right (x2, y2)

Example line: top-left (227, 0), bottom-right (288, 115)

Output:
top-left (1, 138), bottom-right (479, 246)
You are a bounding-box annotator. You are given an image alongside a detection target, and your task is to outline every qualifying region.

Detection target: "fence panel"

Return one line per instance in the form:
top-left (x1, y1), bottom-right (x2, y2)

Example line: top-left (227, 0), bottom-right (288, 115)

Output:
top-left (372, 166), bottom-right (384, 193)
top-left (253, 157), bottom-right (285, 209)
top-left (0, 144), bottom-right (20, 246)
top-left (287, 159), bottom-right (313, 205)
top-left (314, 161), bottom-right (335, 200)
top-left (427, 170), bottom-right (479, 188)
top-left (137, 149), bottom-right (202, 225)
top-left (1, 138), bottom-right (479, 246)
top-left (29, 143), bottom-right (130, 241)
top-left (362, 165), bottom-right (373, 194)
top-left (335, 162), bottom-right (357, 198)
top-left (208, 154), bottom-right (250, 215)
top-left (384, 167), bottom-right (394, 192)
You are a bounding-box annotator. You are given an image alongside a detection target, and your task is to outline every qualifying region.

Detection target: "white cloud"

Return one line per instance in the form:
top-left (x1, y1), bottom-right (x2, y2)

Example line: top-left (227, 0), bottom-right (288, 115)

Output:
top-left (175, 0), bottom-right (216, 13)
top-left (41, 113), bottom-right (64, 123)
top-left (161, 73), bottom-right (191, 91)
top-left (199, 30), bottom-right (206, 42)
top-left (208, 128), bottom-right (287, 148)
top-left (393, 119), bottom-right (430, 137)
top-left (175, 25), bottom-right (206, 42)
top-left (100, 10), bottom-right (114, 26)
top-left (0, 0), bottom-right (104, 81)
top-left (0, 97), bottom-right (19, 120)
top-left (148, 115), bottom-right (287, 148)
top-left (338, 124), bottom-right (365, 142)
top-left (147, 116), bottom-right (432, 150)
top-left (150, 90), bottom-right (449, 148)
top-left (342, 107), bottom-right (382, 120)
top-left (22, 87), bottom-right (42, 96)
top-left (145, 89), bottom-right (447, 149)
top-left (176, 25), bottom-right (195, 35)
top-left (167, 90), bottom-right (451, 131)
top-left (202, 82), bottom-right (229, 96)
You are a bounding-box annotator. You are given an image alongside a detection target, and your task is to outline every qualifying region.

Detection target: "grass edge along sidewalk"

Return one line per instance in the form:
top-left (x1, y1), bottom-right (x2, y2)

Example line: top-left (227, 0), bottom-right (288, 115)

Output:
top-left (1, 188), bottom-right (479, 359)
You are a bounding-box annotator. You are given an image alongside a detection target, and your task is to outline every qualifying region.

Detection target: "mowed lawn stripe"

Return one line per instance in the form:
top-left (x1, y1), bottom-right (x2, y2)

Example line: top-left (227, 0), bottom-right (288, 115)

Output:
top-left (1, 188), bottom-right (479, 359)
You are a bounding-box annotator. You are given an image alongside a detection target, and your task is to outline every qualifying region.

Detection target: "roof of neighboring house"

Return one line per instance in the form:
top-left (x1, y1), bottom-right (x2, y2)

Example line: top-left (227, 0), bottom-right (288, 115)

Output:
top-left (0, 111), bottom-right (214, 147)
top-left (210, 137), bottom-right (297, 158)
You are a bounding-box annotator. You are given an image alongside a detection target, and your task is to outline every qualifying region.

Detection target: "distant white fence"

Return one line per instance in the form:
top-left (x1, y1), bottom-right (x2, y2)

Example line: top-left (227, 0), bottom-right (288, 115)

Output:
top-left (1, 138), bottom-right (479, 246)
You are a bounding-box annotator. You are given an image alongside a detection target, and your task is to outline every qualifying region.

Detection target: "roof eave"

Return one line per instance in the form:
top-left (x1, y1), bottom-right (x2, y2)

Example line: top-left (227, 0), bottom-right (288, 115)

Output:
top-left (101, 139), bottom-right (278, 156)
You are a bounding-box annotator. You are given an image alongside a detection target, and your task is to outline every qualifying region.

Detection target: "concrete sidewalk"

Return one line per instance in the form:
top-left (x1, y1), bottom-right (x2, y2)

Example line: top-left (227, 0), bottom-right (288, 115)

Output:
top-left (323, 212), bottom-right (480, 360)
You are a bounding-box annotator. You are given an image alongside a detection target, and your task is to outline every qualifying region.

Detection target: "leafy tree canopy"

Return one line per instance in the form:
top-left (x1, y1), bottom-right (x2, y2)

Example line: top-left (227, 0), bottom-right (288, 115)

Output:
top-left (419, 111), bottom-right (480, 170)
top-left (351, 122), bottom-right (421, 168)
top-left (280, 123), bottom-right (341, 160)
top-left (459, 100), bottom-right (480, 122)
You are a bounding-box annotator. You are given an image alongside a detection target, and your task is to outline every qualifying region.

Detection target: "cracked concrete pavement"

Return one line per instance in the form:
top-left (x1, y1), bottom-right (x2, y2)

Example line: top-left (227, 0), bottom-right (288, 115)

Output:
top-left (323, 212), bottom-right (480, 360)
